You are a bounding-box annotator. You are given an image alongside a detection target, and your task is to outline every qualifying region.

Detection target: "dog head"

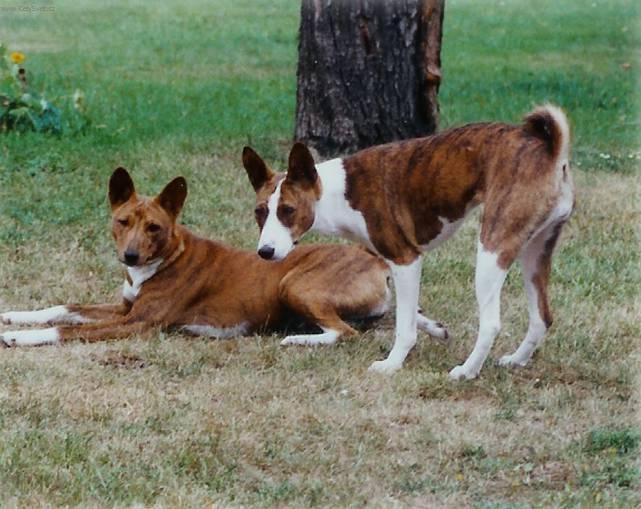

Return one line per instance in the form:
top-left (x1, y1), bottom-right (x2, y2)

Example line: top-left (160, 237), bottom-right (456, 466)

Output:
top-left (242, 143), bottom-right (320, 260)
top-left (108, 167), bottom-right (187, 267)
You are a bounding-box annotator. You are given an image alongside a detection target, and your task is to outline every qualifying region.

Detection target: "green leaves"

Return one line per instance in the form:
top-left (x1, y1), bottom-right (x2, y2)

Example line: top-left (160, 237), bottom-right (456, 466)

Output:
top-left (1, 97), bottom-right (62, 135)
top-left (0, 43), bottom-right (87, 135)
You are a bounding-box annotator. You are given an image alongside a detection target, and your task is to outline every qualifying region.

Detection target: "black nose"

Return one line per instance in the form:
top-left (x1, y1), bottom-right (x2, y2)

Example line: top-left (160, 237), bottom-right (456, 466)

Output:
top-left (257, 245), bottom-right (275, 260)
top-left (123, 251), bottom-right (140, 266)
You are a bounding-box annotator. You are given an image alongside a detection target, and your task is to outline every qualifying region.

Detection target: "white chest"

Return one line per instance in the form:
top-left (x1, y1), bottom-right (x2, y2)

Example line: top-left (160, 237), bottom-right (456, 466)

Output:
top-left (122, 260), bottom-right (162, 302)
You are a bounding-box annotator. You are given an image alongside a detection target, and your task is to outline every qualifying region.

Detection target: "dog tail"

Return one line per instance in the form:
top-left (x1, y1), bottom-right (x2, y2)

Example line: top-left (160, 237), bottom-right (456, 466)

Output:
top-left (523, 104), bottom-right (570, 163)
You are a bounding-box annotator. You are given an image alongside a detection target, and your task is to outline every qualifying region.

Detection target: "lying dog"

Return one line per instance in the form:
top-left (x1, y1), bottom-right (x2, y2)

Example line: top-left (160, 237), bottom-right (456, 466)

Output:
top-left (1, 168), bottom-right (391, 346)
top-left (242, 105), bottom-right (575, 379)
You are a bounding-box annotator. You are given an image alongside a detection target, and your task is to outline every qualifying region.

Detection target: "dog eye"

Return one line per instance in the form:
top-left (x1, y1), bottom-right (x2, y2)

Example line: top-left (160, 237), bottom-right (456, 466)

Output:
top-left (279, 205), bottom-right (296, 216)
top-left (117, 218), bottom-right (129, 227)
top-left (146, 223), bottom-right (161, 233)
top-left (254, 205), bottom-right (267, 218)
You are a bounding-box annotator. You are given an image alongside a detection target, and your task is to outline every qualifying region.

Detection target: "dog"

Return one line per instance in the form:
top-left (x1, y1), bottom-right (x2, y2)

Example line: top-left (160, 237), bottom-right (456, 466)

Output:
top-left (0, 168), bottom-right (391, 347)
top-left (241, 105), bottom-right (575, 379)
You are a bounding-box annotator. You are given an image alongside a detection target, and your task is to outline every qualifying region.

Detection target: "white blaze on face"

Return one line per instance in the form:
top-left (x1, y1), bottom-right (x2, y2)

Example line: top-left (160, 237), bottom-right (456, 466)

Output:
top-left (257, 180), bottom-right (295, 260)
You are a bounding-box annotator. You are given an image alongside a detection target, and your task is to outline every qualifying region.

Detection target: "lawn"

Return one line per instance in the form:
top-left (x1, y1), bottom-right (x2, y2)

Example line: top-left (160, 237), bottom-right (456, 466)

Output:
top-left (0, 0), bottom-right (639, 507)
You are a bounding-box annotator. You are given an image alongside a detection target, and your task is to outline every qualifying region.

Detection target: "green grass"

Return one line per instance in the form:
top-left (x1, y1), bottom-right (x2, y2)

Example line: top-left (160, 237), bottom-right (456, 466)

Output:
top-left (1, 0), bottom-right (640, 507)
top-left (440, 0), bottom-right (640, 173)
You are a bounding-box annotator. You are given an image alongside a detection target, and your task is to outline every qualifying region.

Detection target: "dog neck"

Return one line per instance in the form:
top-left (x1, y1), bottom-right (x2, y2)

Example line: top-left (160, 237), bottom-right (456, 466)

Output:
top-left (157, 228), bottom-right (186, 272)
top-left (312, 158), bottom-right (374, 250)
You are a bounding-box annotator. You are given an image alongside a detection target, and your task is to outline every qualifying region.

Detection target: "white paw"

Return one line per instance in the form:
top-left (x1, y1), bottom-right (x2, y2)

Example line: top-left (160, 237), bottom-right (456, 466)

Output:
top-left (424, 322), bottom-right (450, 342)
top-left (416, 315), bottom-right (450, 343)
top-left (1, 331), bottom-right (21, 347)
top-left (1, 312), bottom-right (15, 325)
top-left (280, 332), bottom-right (338, 346)
top-left (448, 364), bottom-right (479, 381)
top-left (498, 354), bottom-right (529, 368)
top-left (281, 335), bottom-right (305, 346)
top-left (0, 328), bottom-right (60, 347)
top-left (368, 359), bottom-right (403, 375)
top-left (1, 306), bottom-right (69, 325)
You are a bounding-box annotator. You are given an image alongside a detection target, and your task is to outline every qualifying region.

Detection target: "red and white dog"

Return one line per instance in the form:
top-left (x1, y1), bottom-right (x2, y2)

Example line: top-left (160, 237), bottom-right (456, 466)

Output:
top-left (242, 105), bottom-right (575, 379)
top-left (1, 168), bottom-right (391, 347)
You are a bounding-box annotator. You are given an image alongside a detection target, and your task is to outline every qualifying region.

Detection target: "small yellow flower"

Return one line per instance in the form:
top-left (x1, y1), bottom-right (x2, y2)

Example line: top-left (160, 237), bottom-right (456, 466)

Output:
top-left (10, 51), bottom-right (26, 64)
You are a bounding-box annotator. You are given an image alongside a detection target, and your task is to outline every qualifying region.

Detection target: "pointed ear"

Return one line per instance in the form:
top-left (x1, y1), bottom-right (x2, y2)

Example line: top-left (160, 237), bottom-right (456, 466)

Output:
top-left (109, 167), bottom-right (136, 210)
top-left (156, 176), bottom-right (187, 219)
top-left (242, 146), bottom-right (274, 192)
top-left (287, 142), bottom-right (317, 187)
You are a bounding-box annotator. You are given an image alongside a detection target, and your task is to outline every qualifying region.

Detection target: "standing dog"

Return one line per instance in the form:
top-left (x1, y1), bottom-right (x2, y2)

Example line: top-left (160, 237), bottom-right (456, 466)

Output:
top-left (242, 105), bottom-right (574, 379)
top-left (1, 168), bottom-right (390, 346)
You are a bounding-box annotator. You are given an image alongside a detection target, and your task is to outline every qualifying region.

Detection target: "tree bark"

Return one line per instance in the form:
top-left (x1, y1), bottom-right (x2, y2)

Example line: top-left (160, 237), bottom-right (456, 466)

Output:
top-left (294, 0), bottom-right (444, 157)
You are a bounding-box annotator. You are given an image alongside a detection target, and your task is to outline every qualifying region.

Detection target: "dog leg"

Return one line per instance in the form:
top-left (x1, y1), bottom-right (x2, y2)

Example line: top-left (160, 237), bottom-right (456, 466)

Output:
top-left (369, 257), bottom-right (422, 374)
top-left (0, 327), bottom-right (61, 346)
top-left (280, 307), bottom-right (357, 346)
top-left (1, 303), bottom-right (129, 326)
top-left (449, 240), bottom-right (508, 380)
top-left (281, 326), bottom-right (345, 346)
top-left (1, 319), bottom-right (149, 347)
top-left (66, 303), bottom-right (131, 322)
top-left (1, 305), bottom-right (83, 325)
top-left (278, 265), bottom-right (361, 346)
top-left (417, 311), bottom-right (449, 342)
top-left (499, 224), bottom-right (561, 368)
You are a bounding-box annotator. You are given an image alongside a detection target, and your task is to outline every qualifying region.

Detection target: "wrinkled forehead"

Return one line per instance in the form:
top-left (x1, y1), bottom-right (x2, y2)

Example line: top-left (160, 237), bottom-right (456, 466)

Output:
top-left (256, 173), bottom-right (285, 203)
top-left (279, 175), bottom-right (320, 206)
top-left (114, 197), bottom-right (168, 222)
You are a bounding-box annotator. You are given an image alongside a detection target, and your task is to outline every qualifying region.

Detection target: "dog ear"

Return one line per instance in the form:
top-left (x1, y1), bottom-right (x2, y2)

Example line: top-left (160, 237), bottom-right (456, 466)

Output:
top-left (242, 146), bottom-right (274, 192)
top-left (109, 167), bottom-right (136, 210)
top-left (287, 142), bottom-right (317, 187)
top-left (156, 176), bottom-right (188, 219)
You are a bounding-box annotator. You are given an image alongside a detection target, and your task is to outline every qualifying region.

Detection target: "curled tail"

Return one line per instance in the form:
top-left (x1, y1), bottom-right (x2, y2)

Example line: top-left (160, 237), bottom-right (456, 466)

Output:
top-left (523, 104), bottom-right (570, 163)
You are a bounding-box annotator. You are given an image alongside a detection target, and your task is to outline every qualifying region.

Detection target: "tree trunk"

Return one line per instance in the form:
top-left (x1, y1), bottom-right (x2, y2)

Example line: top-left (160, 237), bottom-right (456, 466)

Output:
top-left (294, 0), bottom-right (444, 157)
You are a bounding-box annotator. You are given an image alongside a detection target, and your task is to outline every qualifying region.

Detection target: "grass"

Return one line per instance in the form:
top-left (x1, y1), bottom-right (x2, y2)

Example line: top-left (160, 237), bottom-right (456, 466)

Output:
top-left (440, 0), bottom-right (641, 173)
top-left (0, 0), bottom-right (640, 507)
